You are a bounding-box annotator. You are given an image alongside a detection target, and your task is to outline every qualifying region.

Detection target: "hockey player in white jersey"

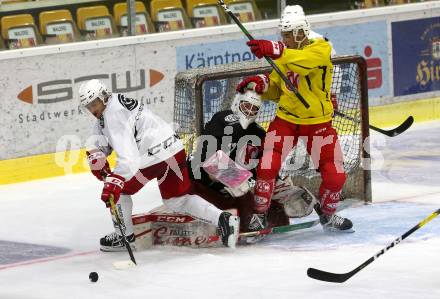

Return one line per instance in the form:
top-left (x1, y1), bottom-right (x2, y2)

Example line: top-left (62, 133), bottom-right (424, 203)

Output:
top-left (79, 79), bottom-right (239, 251)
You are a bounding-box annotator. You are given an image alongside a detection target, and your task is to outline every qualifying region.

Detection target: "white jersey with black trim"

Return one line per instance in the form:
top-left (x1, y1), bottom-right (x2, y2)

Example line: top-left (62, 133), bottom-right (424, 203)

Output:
top-left (90, 93), bottom-right (184, 180)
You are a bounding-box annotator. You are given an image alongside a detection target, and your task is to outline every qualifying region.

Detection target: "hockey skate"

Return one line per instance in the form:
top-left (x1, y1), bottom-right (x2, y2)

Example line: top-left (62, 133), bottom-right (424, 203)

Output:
top-left (246, 213), bottom-right (267, 244)
top-left (100, 232), bottom-right (136, 252)
top-left (217, 212), bottom-right (239, 248)
top-left (319, 213), bottom-right (354, 233)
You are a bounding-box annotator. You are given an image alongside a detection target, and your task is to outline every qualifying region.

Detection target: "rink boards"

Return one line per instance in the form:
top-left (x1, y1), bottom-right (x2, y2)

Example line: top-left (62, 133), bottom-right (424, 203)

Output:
top-left (1, 2), bottom-right (439, 185)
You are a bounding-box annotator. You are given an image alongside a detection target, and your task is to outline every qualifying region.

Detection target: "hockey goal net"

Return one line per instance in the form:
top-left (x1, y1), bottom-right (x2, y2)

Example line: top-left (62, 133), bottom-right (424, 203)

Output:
top-left (174, 55), bottom-right (371, 202)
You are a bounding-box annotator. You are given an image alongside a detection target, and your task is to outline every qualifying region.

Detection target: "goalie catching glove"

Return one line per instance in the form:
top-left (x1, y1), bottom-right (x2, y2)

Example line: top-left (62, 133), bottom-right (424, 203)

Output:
top-left (101, 174), bottom-right (125, 207)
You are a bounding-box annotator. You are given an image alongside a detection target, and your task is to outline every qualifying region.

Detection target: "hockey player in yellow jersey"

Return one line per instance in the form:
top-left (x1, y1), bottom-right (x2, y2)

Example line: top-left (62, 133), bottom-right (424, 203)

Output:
top-left (261, 36), bottom-right (334, 125)
top-left (236, 5), bottom-right (353, 242)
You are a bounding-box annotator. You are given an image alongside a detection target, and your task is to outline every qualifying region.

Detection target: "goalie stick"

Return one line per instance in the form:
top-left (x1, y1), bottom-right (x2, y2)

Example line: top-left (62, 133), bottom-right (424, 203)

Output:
top-left (334, 111), bottom-right (413, 137)
top-left (217, 0), bottom-right (310, 109)
top-left (109, 195), bottom-right (137, 269)
top-left (240, 219), bottom-right (319, 237)
top-left (307, 208), bottom-right (440, 283)
top-left (205, 219), bottom-right (320, 244)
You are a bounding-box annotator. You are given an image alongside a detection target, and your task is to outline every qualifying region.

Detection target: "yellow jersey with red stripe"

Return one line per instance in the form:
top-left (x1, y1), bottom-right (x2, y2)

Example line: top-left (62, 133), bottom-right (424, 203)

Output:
top-left (262, 38), bottom-right (334, 125)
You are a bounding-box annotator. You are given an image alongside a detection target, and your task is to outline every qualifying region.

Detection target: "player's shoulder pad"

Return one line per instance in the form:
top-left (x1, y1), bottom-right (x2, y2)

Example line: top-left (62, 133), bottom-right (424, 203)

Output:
top-left (116, 94), bottom-right (139, 111)
top-left (309, 38), bottom-right (332, 56)
top-left (204, 110), bottom-right (239, 136)
top-left (223, 110), bottom-right (240, 124)
top-left (210, 110), bottom-right (240, 125)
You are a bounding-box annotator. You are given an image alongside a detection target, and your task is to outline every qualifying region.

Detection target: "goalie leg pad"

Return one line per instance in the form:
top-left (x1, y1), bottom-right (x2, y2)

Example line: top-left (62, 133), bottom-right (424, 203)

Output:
top-left (273, 178), bottom-right (317, 218)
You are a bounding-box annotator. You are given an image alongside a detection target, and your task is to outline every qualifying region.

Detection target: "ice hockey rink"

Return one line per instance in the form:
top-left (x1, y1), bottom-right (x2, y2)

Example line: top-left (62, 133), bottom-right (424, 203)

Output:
top-left (1, 120), bottom-right (440, 299)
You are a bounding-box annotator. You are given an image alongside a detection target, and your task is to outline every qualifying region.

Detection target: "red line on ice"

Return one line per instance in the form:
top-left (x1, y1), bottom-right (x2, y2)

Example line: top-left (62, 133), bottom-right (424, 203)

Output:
top-left (0, 250), bottom-right (98, 271)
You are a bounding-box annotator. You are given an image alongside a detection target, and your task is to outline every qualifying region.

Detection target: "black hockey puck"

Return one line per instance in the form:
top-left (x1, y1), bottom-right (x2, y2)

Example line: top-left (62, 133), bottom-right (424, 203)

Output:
top-left (89, 272), bottom-right (98, 283)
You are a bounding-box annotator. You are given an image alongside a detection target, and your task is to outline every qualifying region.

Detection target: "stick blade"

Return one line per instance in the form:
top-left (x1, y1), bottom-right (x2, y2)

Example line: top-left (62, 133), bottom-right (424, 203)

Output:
top-left (370, 115), bottom-right (414, 137)
top-left (307, 267), bottom-right (349, 283)
top-left (391, 116), bottom-right (414, 136)
top-left (113, 260), bottom-right (136, 270)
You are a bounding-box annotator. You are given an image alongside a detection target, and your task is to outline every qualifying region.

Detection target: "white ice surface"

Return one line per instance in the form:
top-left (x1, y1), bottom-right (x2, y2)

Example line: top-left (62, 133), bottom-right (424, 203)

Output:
top-left (1, 121), bottom-right (440, 299)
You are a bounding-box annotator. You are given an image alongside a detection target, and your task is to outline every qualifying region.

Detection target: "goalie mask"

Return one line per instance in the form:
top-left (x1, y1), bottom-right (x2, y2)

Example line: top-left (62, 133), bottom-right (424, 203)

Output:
top-left (231, 91), bottom-right (262, 130)
top-left (279, 5), bottom-right (311, 49)
top-left (79, 79), bottom-right (111, 108)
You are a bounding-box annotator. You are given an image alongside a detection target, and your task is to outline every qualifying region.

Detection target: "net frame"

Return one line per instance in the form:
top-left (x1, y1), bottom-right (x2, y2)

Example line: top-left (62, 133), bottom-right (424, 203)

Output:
top-left (174, 55), bottom-right (371, 202)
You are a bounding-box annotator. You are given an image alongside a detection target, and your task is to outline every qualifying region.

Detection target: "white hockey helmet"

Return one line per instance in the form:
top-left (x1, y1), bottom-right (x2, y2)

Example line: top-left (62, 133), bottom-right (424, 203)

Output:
top-left (231, 90), bottom-right (262, 129)
top-left (279, 5), bottom-right (311, 39)
top-left (79, 79), bottom-right (111, 108)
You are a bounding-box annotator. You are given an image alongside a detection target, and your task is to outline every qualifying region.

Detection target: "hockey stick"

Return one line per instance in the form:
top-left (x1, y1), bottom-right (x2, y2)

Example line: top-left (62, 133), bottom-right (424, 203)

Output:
top-left (240, 219), bottom-right (320, 237)
top-left (307, 208), bottom-right (440, 283)
top-left (207, 219), bottom-right (319, 243)
top-left (369, 115), bottom-right (414, 137)
top-left (217, 0), bottom-right (310, 109)
top-left (334, 111), bottom-right (414, 137)
top-left (109, 195), bottom-right (137, 269)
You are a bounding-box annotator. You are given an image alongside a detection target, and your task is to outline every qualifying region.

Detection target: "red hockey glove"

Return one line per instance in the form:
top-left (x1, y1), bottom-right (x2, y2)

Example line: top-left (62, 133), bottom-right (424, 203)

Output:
top-left (236, 74), bottom-right (269, 94)
top-left (247, 40), bottom-right (284, 59)
top-left (86, 150), bottom-right (111, 181)
top-left (101, 174), bottom-right (125, 208)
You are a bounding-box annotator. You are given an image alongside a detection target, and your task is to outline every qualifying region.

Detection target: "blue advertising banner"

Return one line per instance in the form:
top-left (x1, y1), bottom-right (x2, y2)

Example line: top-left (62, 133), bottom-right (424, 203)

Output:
top-left (319, 21), bottom-right (389, 99)
top-left (392, 17), bottom-right (440, 96)
top-left (176, 38), bottom-right (260, 118)
top-left (176, 39), bottom-right (257, 71)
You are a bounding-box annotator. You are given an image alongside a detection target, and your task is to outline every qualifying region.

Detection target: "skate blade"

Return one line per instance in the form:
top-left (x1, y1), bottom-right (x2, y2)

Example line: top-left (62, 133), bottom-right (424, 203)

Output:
top-left (113, 260), bottom-right (136, 270)
top-left (245, 234), bottom-right (266, 244)
top-left (323, 227), bottom-right (355, 233)
top-left (101, 243), bottom-right (136, 252)
top-left (101, 247), bottom-right (129, 252)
